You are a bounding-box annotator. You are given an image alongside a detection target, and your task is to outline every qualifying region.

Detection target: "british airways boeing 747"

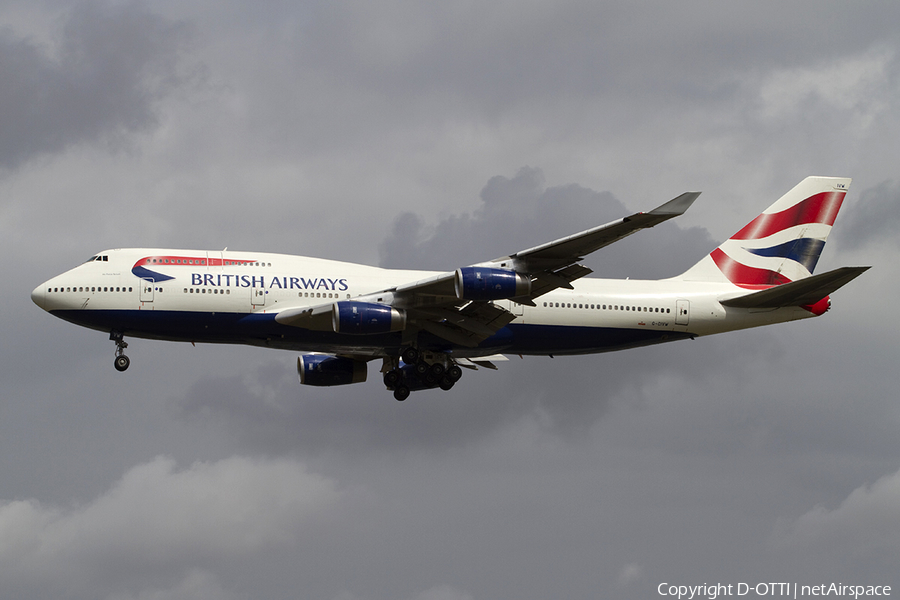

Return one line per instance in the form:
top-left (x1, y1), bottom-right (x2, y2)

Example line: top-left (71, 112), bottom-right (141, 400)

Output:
top-left (31, 176), bottom-right (868, 400)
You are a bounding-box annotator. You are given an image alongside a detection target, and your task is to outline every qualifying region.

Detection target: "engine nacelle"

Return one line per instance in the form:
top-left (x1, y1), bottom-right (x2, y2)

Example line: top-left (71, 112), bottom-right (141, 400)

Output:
top-left (297, 354), bottom-right (367, 386)
top-left (454, 267), bottom-right (531, 301)
top-left (332, 302), bottom-right (406, 335)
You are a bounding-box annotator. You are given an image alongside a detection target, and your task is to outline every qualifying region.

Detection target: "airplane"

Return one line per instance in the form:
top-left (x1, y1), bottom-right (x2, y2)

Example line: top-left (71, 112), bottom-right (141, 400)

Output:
top-left (31, 176), bottom-right (868, 401)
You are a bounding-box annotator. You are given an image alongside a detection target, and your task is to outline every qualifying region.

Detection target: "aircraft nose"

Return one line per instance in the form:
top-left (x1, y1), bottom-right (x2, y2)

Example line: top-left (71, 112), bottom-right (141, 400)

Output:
top-left (31, 284), bottom-right (46, 310)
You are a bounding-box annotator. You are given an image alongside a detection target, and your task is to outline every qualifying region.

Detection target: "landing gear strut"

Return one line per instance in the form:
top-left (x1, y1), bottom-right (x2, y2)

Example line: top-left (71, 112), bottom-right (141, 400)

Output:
top-left (110, 331), bottom-right (130, 372)
top-left (383, 348), bottom-right (464, 400)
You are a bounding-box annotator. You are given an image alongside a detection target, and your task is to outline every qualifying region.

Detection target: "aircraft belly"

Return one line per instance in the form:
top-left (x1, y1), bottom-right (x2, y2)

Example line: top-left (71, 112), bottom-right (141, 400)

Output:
top-left (477, 323), bottom-right (694, 356)
top-left (49, 309), bottom-right (406, 352)
top-left (51, 309), bottom-right (697, 357)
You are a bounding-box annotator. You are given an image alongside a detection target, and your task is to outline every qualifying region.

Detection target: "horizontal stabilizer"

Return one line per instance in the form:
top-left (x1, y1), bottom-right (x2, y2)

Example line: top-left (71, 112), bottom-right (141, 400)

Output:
top-left (720, 266), bottom-right (870, 309)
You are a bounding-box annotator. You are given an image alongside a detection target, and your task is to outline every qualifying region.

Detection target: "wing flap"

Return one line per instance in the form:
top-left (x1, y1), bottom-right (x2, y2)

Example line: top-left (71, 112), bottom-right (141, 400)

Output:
top-left (528, 264), bottom-right (594, 298)
top-left (456, 355), bottom-right (509, 370)
top-left (274, 303), bottom-right (334, 330)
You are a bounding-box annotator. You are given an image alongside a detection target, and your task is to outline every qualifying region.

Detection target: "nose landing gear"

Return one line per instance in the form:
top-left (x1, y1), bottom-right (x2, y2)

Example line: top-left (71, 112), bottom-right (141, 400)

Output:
top-left (110, 331), bottom-right (130, 372)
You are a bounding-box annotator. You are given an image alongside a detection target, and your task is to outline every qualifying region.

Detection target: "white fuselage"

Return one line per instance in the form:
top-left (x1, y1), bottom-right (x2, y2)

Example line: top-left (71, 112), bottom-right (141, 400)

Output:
top-left (32, 248), bottom-right (821, 358)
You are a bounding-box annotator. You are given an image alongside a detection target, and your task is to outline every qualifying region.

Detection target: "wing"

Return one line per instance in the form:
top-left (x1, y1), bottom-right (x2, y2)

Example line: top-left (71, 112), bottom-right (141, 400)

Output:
top-left (278, 191), bottom-right (700, 348)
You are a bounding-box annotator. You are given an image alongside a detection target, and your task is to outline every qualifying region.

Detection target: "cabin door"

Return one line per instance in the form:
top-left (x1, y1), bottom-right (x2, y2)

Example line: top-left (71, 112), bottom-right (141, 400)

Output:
top-left (140, 278), bottom-right (154, 302)
top-left (675, 299), bottom-right (690, 326)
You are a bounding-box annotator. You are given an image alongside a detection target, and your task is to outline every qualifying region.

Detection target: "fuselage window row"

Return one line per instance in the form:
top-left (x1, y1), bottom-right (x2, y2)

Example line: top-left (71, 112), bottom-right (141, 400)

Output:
top-left (48, 286), bottom-right (134, 293)
top-left (542, 301), bottom-right (671, 314)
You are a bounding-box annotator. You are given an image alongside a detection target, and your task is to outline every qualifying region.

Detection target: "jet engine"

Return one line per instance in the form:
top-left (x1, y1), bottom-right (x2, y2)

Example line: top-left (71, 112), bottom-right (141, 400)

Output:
top-left (332, 301), bottom-right (406, 334)
top-left (454, 267), bottom-right (531, 301)
top-left (297, 354), bottom-right (367, 386)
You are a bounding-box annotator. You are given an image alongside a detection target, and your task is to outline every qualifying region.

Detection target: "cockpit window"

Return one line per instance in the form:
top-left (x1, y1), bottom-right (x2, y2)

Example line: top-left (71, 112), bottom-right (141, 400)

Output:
top-left (85, 256), bottom-right (99, 263)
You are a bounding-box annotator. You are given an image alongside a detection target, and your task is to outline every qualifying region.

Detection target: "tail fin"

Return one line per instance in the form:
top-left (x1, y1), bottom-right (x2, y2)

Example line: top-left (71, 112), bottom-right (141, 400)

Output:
top-left (676, 176), bottom-right (850, 287)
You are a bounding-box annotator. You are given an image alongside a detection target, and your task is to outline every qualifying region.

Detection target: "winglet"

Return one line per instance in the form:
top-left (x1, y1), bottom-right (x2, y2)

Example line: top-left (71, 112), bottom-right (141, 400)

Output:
top-left (648, 191), bottom-right (701, 216)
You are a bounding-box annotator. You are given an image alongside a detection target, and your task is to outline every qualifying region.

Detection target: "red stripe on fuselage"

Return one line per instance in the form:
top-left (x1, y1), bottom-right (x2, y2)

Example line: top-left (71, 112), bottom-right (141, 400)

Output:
top-left (133, 256), bottom-right (258, 268)
top-left (730, 191), bottom-right (845, 240)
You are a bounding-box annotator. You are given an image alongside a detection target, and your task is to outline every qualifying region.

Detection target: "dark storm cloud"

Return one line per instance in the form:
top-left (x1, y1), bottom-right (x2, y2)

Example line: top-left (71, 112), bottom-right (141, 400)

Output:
top-left (0, 2), bottom-right (191, 169)
top-left (173, 168), bottom-right (726, 455)
top-left (6, 2), bottom-right (900, 598)
top-left (380, 166), bottom-right (717, 279)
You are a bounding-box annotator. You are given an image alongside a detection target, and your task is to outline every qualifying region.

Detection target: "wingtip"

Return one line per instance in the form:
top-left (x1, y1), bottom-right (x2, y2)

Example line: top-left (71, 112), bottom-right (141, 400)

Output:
top-left (649, 191), bottom-right (701, 216)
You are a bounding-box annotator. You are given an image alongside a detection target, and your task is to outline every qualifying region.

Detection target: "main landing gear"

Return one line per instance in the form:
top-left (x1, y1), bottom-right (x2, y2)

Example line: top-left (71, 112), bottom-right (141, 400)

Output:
top-left (383, 347), bottom-right (464, 401)
top-left (110, 331), bottom-right (130, 372)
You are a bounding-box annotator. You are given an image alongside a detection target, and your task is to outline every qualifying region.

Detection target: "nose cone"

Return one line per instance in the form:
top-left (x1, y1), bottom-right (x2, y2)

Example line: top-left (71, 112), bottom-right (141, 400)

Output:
top-left (31, 284), bottom-right (46, 310)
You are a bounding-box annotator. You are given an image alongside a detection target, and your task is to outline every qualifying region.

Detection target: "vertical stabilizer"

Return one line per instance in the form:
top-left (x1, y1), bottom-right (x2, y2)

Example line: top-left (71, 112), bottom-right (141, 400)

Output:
top-left (675, 176), bottom-right (850, 287)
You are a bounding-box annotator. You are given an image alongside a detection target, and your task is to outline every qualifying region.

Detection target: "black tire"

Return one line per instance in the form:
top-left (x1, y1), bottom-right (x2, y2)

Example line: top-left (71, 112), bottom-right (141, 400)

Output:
top-left (415, 361), bottom-right (429, 375)
top-left (393, 385), bottom-right (410, 401)
top-left (114, 355), bottom-right (130, 372)
top-left (429, 363), bottom-right (445, 377)
top-left (383, 370), bottom-right (401, 388)
top-left (439, 376), bottom-right (455, 391)
top-left (447, 365), bottom-right (463, 382)
top-left (401, 347), bottom-right (419, 364)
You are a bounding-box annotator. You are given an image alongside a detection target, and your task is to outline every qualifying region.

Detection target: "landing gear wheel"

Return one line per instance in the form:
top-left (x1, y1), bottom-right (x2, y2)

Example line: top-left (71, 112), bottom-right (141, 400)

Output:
top-left (447, 365), bottom-right (463, 382)
top-left (383, 370), bottom-right (401, 388)
top-left (429, 363), bottom-right (445, 377)
top-left (439, 376), bottom-right (455, 391)
top-left (401, 347), bottom-right (419, 364)
top-left (110, 331), bottom-right (130, 372)
top-left (393, 385), bottom-right (410, 401)
top-left (114, 355), bottom-right (130, 372)
top-left (415, 361), bottom-right (429, 375)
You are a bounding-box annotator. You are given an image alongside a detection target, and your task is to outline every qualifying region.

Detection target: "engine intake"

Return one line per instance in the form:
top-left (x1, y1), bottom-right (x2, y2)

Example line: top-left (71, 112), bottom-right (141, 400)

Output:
top-left (455, 267), bottom-right (531, 301)
top-left (332, 302), bottom-right (406, 335)
top-left (298, 354), bottom-right (367, 386)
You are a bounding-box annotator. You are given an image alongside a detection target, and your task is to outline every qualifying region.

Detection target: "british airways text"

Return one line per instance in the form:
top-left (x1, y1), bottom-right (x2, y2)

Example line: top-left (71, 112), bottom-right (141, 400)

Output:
top-left (191, 273), bottom-right (349, 291)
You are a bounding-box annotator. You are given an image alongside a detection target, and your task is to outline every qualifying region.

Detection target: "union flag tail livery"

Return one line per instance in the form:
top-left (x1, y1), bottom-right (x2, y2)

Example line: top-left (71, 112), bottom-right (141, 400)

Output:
top-left (32, 175), bottom-right (869, 401)
top-left (677, 176), bottom-right (850, 287)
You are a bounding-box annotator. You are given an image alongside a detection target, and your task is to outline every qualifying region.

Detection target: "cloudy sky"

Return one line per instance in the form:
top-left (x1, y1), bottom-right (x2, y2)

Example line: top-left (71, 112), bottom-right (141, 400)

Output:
top-left (3, 1), bottom-right (899, 598)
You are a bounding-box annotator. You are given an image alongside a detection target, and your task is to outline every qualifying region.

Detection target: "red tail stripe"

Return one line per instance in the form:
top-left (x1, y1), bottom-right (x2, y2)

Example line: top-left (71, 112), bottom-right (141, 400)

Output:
top-left (730, 191), bottom-right (845, 240)
top-left (711, 248), bottom-right (791, 287)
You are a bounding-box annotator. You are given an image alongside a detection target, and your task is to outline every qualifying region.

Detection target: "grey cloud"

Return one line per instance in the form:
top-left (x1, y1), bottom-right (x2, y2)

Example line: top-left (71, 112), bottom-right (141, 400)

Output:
top-left (772, 466), bottom-right (900, 580)
top-left (0, 2), bottom-right (192, 170)
top-left (0, 455), bottom-right (337, 599)
top-left (6, 2), bottom-right (900, 598)
top-left (832, 179), bottom-right (900, 250)
top-left (381, 166), bottom-right (717, 279)
top-left (171, 168), bottom-right (730, 455)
